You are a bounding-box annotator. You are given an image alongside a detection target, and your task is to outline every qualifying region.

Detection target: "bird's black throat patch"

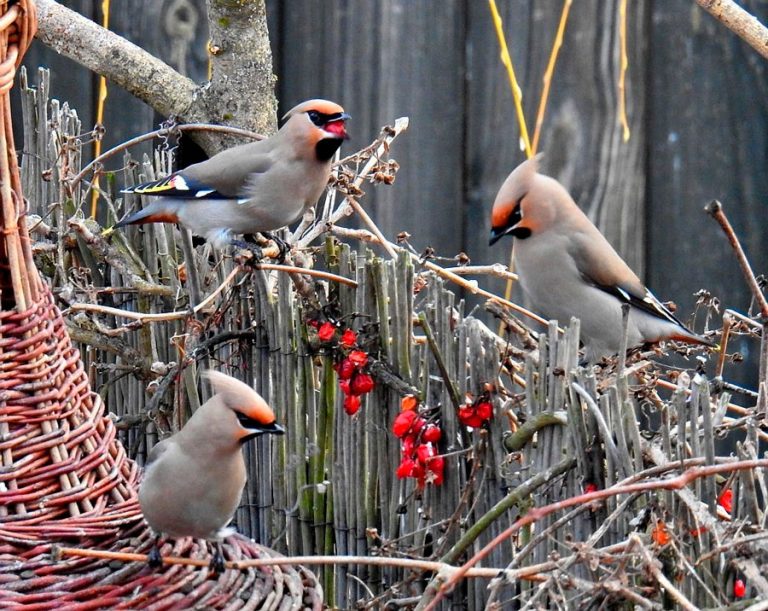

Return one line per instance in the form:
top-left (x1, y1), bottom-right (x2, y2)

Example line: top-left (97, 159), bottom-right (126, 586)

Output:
top-left (316, 138), bottom-right (344, 162)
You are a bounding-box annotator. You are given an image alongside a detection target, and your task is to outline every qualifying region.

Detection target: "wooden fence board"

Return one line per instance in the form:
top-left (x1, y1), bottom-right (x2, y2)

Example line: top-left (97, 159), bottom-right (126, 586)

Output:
top-left (647, 1), bottom-right (768, 388)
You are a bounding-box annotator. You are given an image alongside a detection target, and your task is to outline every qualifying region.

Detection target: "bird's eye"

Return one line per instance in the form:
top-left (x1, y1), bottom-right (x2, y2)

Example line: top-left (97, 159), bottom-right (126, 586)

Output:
top-left (307, 110), bottom-right (322, 125)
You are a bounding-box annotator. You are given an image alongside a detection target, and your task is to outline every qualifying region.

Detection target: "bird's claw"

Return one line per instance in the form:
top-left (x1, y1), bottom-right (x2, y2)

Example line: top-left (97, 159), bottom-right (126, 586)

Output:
top-left (147, 545), bottom-right (163, 569)
top-left (209, 544), bottom-right (226, 576)
top-left (260, 232), bottom-right (291, 263)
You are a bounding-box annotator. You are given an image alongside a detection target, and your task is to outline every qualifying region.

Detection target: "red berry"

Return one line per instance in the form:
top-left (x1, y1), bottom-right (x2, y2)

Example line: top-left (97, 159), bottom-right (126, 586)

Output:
top-left (335, 358), bottom-right (355, 380)
top-left (584, 483), bottom-right (598, 494)
top-left (734, 578), bottom-right (746, 598)
top-left (351, 373), bottom-right (375, 395)
top-left (307, 319), bottom-right (320, 329)
top-left (401, 436), bottom-right (415, 457)
top-left (396, 458), bottom-right (416, 479)
top-left (348, 349), bottom-right (368, 368)
top-left (422, 424), bottom-right (442, 443)
top-left (344, 395), bottom-right (361, 415)
top-left (392, 410), bottom-right (418, 438)
top-left (458, 406), bottom-right (483, 428)
top-left (340, 328), bottom-right (357, 347)
top-left (318, 322), bottom-right (336, 342)
top-left (718, 488), bottom-right (733, 514)
top-left (339, 379), bottom-right (351, 396)
top-left (458, 406), bottom-right (474, 425)
top-left (475, 401), bottom-right (493, 421)
top-left (416, 443), bottom-right (435, 465)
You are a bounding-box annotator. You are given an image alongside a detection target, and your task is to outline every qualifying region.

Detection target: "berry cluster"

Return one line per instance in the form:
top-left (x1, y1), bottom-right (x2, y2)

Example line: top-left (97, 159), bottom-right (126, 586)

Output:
top-left (311, 320), bottom-right (375, 415)
top-left (392, 397), bottom-right (445, 488)
top-left (457, 396), bottom-right (493, 428)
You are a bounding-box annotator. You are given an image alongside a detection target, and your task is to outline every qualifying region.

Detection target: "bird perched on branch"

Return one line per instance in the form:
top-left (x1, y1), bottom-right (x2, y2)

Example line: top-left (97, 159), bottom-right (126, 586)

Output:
top-left (489, 155), bottom-right (713, 362)
top-left (139, 370), bottom-right (285, 573)
top-left (116, 99), bottom-right (350, 253)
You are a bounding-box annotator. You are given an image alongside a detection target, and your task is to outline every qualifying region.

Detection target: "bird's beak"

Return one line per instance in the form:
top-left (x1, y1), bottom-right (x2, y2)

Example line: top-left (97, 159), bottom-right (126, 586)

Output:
top-left (489, 227), bottom-right (505, 246)
top-left (325, 113), bottom-right (351, 139)
top-left (237, 412), bottom-right (286, 439)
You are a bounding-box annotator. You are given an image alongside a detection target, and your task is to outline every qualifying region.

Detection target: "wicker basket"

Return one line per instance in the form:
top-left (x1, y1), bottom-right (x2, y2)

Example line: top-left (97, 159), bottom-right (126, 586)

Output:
top-left (0, 2), bottom-right (321, 607)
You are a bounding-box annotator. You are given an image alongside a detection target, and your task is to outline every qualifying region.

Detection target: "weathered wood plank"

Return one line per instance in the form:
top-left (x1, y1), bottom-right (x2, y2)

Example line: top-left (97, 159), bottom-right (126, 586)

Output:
top-left (270, 0), bottom-right (467, 257)
top-left (648, 1), bottom-right (768, 388)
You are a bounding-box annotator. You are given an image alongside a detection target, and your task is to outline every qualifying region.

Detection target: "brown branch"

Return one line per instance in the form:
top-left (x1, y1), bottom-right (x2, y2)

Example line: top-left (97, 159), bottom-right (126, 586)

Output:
top-left (695, 0), bottom-right (768, 59)
top-left (424, 458), bottom-right (768, 609)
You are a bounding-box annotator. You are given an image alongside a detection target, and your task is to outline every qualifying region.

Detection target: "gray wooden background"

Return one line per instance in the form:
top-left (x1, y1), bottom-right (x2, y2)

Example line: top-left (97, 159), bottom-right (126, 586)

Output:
top-left (16, 0), bottom-right (768, 388)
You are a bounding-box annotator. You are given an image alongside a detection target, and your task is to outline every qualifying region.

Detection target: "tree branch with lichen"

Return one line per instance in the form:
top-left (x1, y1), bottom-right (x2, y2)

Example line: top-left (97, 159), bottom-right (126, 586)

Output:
top-left (34, 0), bottom-right (277, 154)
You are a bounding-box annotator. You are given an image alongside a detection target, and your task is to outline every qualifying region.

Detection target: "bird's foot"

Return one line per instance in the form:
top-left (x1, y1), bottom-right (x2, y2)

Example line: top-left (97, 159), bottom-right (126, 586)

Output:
top-left (260, 232), bottom-right (291, 263)
top-left (209, 543), bottom-right (226, 576)
top-left (147, 545), bottom-right (163, 569)
top-left (231, 239), bottom-right (264, 266)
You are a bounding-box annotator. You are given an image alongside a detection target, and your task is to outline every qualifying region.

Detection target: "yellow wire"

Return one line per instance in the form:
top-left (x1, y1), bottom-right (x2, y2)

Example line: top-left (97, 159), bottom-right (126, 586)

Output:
top-left (487, 0), bottom-right (532, 159)
top-left (532, 0), bottom-right (572, 155)
top-left (90, 0), bottom-right (110, 219)
top-left (618, 0), bottom-right (631, 142)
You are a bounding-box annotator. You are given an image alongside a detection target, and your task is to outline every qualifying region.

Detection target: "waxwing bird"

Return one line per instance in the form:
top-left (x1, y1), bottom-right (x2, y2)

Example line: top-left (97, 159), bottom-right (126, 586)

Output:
top-left (116, 99), bottom-right (350, 251)
top-left (489, 155), bottom-right (714, 362)
top-left (139, 370), bottom-right (285, 572)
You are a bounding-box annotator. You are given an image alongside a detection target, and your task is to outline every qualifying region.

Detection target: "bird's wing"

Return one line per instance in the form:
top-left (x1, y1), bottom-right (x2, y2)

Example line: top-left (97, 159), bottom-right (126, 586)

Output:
top-left (568, 230), bottom-right (685, 327)
top-left (123, 141), bottom-right (275, 199)
top-left (122, 172), bottom-right (230, 199)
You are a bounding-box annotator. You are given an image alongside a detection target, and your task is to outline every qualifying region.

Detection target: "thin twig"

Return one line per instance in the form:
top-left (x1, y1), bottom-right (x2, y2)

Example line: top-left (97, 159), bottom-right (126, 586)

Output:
top-left (54, 546), bottom-right (542, 580)
top-left (706, 200), bottom-right (768, 319)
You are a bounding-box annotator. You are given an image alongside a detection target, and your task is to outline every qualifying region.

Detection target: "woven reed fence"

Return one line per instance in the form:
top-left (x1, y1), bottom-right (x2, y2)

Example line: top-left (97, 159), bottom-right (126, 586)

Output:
top-left (11, 62), bottom-right (768, 610)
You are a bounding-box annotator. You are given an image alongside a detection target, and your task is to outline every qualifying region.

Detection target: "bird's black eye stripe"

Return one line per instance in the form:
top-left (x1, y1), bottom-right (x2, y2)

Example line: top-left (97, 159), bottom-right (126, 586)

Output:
top-left (509, 199), bottom-right (523, 226)
top-left (307, 110), bottom-right (344, 127)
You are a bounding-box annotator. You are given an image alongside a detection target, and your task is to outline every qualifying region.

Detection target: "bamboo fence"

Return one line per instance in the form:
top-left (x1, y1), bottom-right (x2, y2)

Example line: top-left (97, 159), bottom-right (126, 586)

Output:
top-left (13, 65), bottom-right (768, 610)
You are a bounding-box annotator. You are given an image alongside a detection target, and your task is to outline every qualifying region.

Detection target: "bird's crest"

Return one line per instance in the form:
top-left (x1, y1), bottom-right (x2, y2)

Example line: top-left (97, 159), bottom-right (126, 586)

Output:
top-left (204, 370), bottom-right (276, 426)
top-left (491, 153), bottom-right (544, 231)
top-left (282, 99), bottom-right (346, 121)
